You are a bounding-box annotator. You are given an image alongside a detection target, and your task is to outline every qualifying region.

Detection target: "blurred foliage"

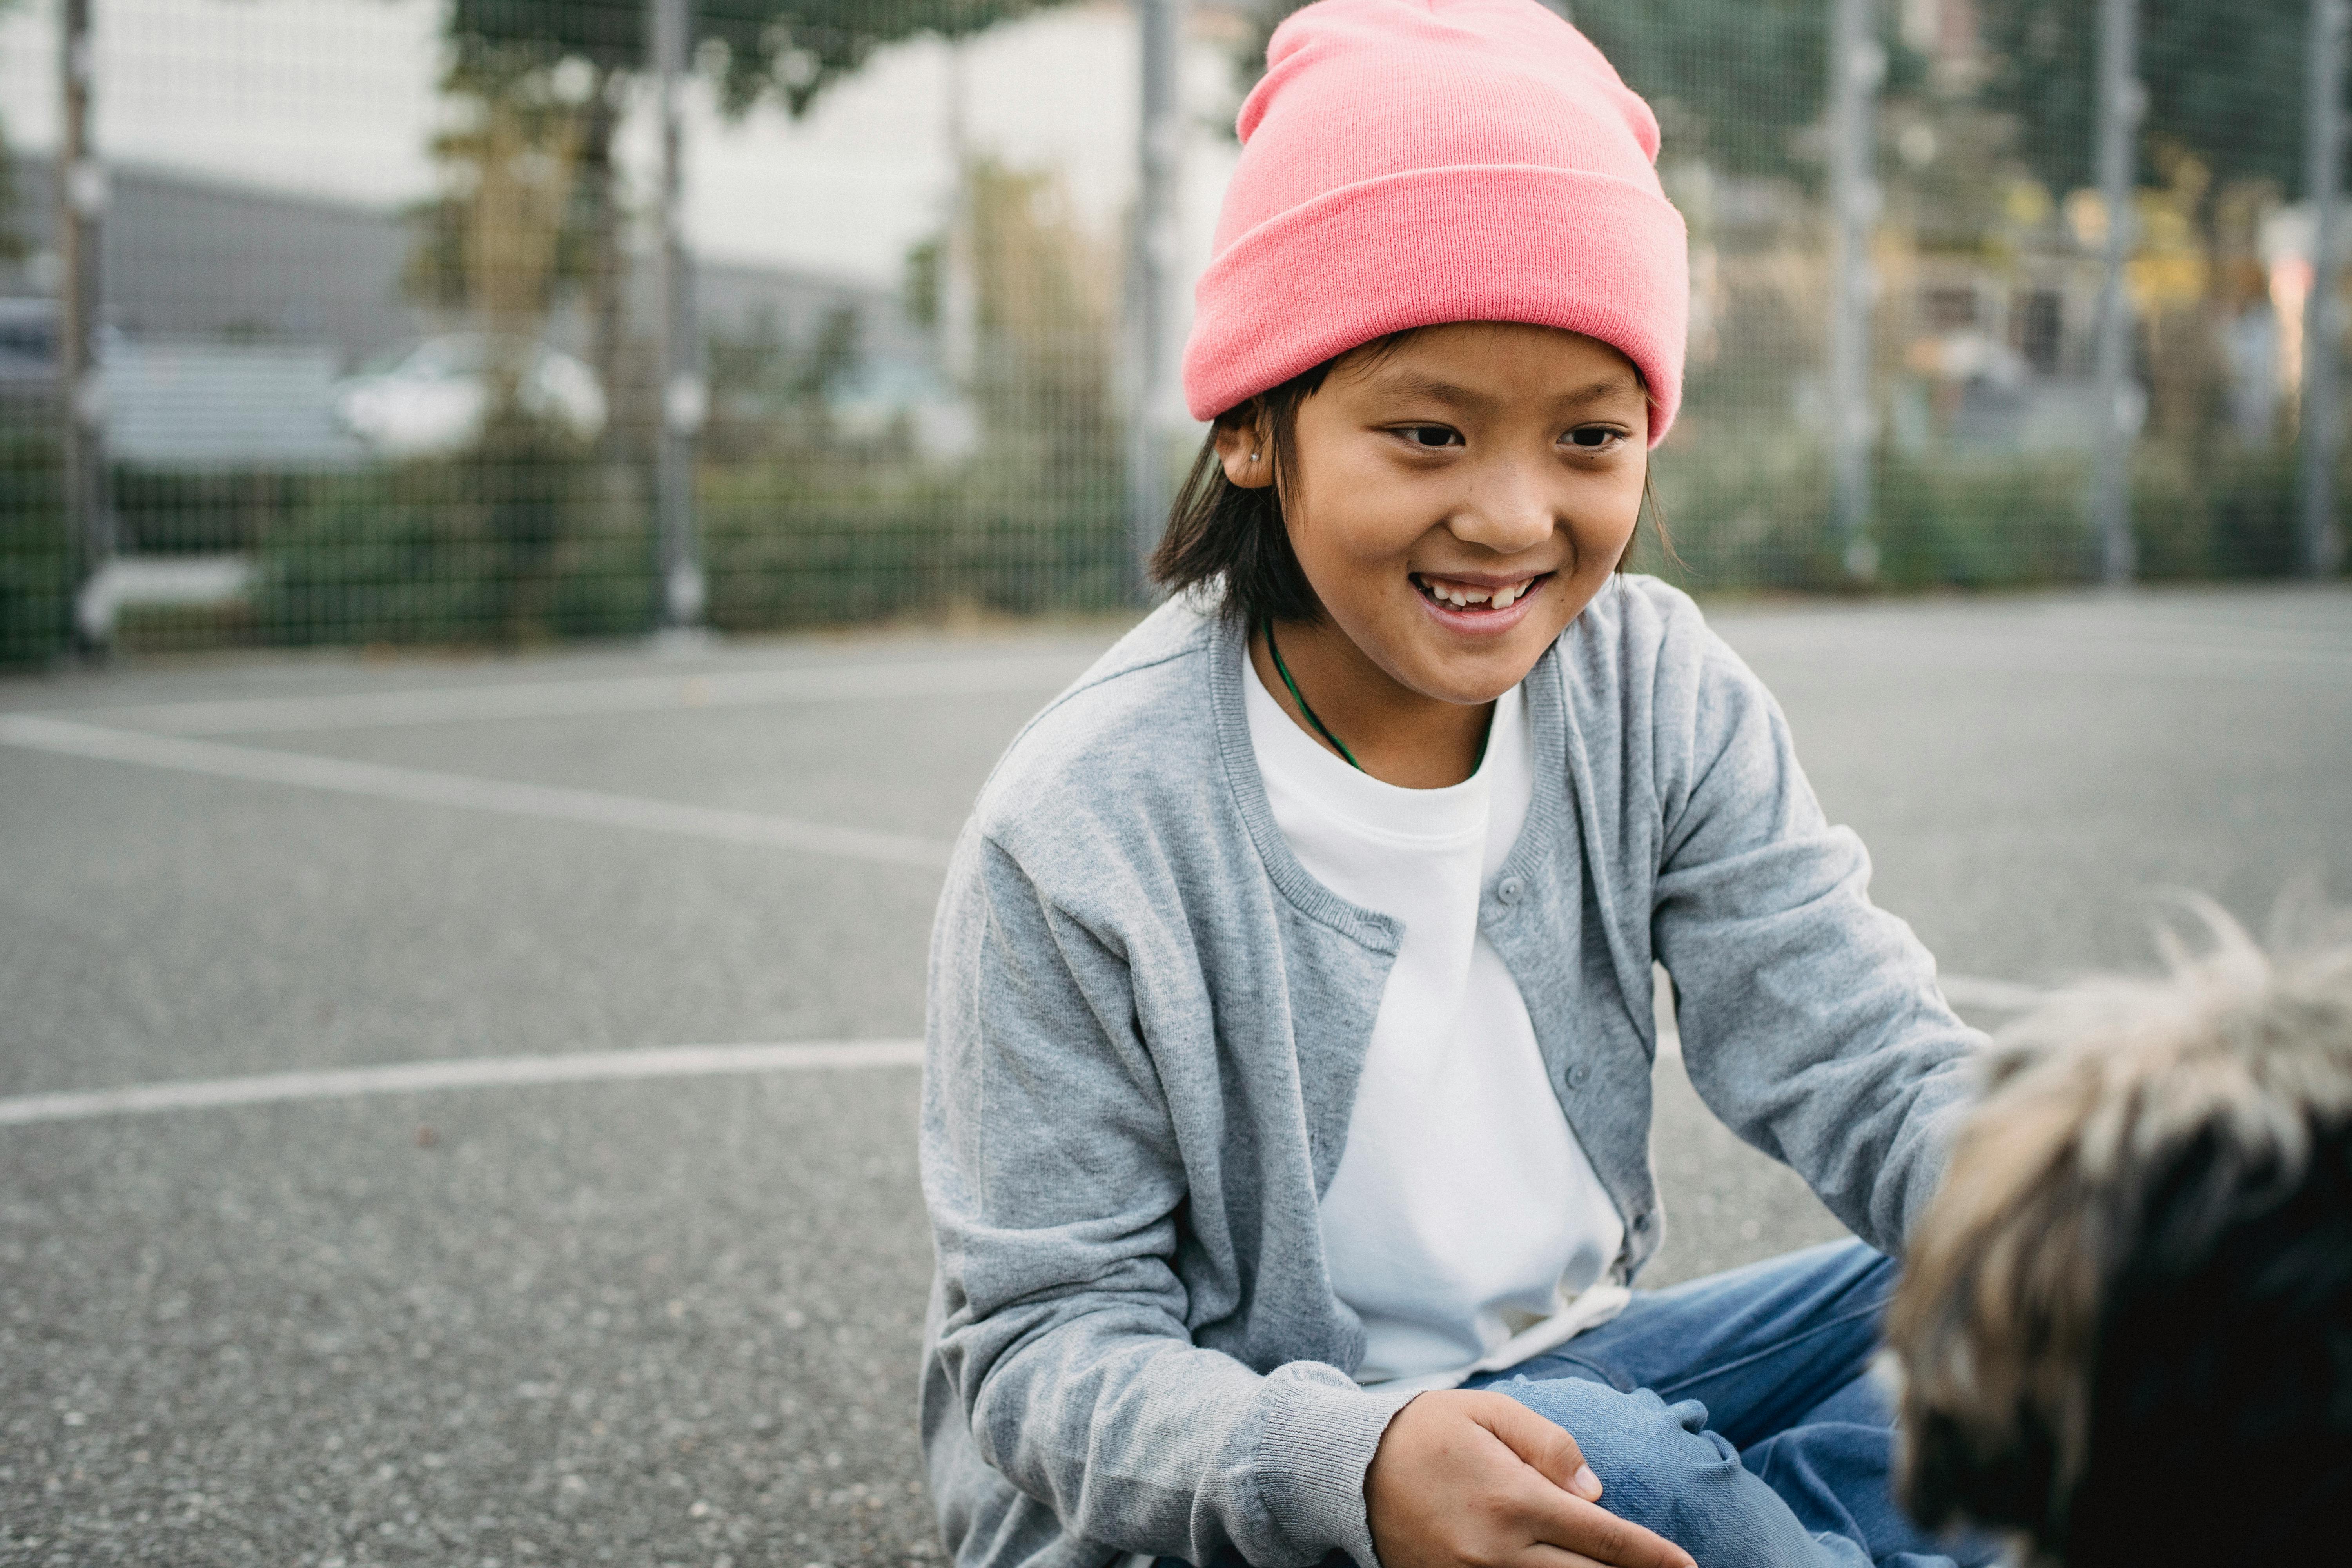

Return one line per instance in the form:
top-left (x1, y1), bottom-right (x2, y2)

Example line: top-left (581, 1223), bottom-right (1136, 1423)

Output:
top-left (1636, 425), bottom-right (2317, 593)
top-left (405, 53), bottom-right (595, 333)
top-left (2129, 441), bottom-right (2303, 580)
top-left (702, 303), bottom-right (861, 462)
top-left (1580, 1), bottom-right (1831, 179)
top-left (427, 0), bottom-right (1091, 438)
top-left (378, 0), bottom-right (1104, 652)
top-left (0, 0), bottom-right (20, 263)
top-left (113, 467), bottom-right (322, 555)
top-left (0, 129), bottom-right (22, 265)
top-left (704, 156), bottom-right (1124, 628)
top-left (1978, 0), bottom-right (2310, 199)
top-left (960, 158), bottom-right (1119, 475)
top-left (699, 459), bottom-right (1124, 629)
top-left (447, 0), bottom-right (1074, 118)
top-left (252, 418), bottom-right (653, 647)
top-left (1962, 1), bottom-right (2313, 569)
top-left (0, 427), bottom-right (69, 665)
top-left (1232, 1), bottom-right (1922, 180)
top-left (259, 145), bottom-right (1131, 647)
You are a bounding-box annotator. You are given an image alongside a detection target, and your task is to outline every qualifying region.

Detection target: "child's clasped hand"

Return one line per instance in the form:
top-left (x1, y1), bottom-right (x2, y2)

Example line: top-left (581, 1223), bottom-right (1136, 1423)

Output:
top-left (1366, 1390), bottom-right (1696, 1568)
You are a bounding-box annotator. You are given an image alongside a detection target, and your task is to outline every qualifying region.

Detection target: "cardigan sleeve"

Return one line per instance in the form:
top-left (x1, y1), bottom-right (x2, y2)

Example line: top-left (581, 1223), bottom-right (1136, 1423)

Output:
top-left (1646, 614), bottom-right (1982, 1255)
top-left (920, 829), bottom-right (1416, 1568)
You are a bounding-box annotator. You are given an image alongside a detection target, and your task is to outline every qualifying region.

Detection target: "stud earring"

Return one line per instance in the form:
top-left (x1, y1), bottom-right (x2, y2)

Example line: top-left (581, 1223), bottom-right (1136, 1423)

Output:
top-left (1249, 450), bottom-right (1261, 462)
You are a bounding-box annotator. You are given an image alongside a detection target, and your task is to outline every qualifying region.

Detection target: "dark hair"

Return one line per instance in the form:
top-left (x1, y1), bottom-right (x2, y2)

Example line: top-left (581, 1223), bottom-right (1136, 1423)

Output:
top-left (1148, 333), bottom-right (1671, 623)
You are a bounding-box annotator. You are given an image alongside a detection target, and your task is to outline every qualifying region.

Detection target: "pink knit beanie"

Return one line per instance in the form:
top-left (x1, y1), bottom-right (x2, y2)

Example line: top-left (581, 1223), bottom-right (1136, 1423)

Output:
top-left (1182, 0), bottom-right (1688, 445)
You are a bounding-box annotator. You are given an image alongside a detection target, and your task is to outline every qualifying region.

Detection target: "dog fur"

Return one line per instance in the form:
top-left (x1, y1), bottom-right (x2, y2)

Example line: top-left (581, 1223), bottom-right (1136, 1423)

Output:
top-left (1884, 902), bottom-right (2352, 1566)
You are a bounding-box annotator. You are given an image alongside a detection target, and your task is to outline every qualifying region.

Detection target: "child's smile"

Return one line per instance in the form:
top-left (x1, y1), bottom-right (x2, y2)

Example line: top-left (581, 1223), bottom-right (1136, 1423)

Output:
top-left (1218, 320), bottom-right (1650, 784)
top-left (1409, 569), bottom-right (1554, 636)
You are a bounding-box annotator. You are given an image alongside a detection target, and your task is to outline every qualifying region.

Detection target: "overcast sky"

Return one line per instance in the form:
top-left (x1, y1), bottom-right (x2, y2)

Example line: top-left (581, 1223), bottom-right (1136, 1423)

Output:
top-left (0, 0), bottom-right (1241, 288)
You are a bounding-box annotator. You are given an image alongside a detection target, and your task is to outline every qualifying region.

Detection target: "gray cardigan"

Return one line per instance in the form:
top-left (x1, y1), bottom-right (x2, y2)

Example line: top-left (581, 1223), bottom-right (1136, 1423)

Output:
top-left (918, 579), bottom-right (1979, 1568)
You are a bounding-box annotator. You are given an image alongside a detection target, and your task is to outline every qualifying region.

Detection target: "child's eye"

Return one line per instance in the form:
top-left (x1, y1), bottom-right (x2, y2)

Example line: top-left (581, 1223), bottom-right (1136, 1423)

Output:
top-left (1397, 425), bottom-right (1461, 448)
top-left (1563, 425), bottom-right (1624, 452)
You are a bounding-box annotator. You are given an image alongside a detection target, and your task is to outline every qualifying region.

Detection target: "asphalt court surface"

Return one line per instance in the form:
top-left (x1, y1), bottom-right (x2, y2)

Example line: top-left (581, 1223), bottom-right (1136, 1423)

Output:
top-left (3, 586), bottom-right (2348, 1566)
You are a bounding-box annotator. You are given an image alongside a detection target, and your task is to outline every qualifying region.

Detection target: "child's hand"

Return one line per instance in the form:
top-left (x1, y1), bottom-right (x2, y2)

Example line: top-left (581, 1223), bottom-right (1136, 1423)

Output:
top-left (1365, 1390), bottom-right (1697, 1568)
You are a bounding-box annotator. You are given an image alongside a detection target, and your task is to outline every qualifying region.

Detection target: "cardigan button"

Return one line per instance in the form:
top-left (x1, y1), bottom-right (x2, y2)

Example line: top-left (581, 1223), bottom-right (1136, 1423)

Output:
top-left (1567, 1063), bottom-right (1592, 1089)
top-left (1496, 875), bottom-right (1524, 906)
top-left (1632, 1210), bottom-right (1653, 1232)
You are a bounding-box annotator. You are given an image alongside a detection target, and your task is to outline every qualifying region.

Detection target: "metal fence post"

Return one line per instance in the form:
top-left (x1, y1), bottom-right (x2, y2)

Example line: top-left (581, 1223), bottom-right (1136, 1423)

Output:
top-left (60, 0), bottom-right (113, 650)
top-left (1126, 0), bottom-right (1183, 594)
top-left (2090, 0), bottom-right (2141, 586)
top-left (652, 0), bottom-right (706, 633)
top-left (940, 42), bottom-right (977, 392)
top-left (2302, 0), bottom-right (2348, 578)
top-left (1827, 0), bottom-right (1881, 582)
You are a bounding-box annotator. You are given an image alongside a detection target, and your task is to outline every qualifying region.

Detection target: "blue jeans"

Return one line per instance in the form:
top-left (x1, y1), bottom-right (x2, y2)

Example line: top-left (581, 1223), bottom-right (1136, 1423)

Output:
top-left (1465, 1239), bottom-right (2000, 1568)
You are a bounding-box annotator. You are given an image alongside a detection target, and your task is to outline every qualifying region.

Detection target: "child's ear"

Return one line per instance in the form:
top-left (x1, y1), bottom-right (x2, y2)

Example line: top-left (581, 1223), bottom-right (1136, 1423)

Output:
top-left (1212, 411), bottom-right (1276, 490)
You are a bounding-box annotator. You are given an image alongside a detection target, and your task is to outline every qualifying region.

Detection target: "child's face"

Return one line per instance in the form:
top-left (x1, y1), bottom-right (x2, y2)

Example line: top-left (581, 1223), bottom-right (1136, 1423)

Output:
top-left (1221, 322), bottom-right (1650, 706)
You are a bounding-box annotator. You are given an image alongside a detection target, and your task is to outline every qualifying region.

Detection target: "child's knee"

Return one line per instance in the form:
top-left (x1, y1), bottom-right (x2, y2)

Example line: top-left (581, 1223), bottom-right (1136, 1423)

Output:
top-left (1495, 1376), bottom-right (1867, 1568)
top-left (1495, 1379), bottom-right (1740, 1529)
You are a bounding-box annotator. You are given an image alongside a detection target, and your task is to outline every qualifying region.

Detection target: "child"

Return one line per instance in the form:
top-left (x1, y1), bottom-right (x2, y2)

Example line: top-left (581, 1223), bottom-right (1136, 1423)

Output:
top-left (1885, 908), bottom-right (2352, 1567)
top-left (920, 3), bottom-right (1990, 1565)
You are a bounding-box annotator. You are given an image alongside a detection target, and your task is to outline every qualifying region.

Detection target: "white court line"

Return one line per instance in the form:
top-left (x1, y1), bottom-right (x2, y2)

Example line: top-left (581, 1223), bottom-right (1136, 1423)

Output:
top-left (0, 714), bottom-right (955, 871)
top-left (13, 975), bottom-right (2048, 1128)
top-left (2, 711), bottom-right (2050, 1126)
top-left (0, 1040), bottom-right (925, 1128)
top-left (39, 651), bottom-right (1091, 736)
top-left (1725, 632), bottom-right (2352, 686)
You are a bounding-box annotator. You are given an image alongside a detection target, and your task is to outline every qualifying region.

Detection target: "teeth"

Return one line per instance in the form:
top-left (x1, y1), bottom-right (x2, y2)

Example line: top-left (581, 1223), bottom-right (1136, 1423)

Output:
top-left (1419, 575), bottom-right (1534, 610)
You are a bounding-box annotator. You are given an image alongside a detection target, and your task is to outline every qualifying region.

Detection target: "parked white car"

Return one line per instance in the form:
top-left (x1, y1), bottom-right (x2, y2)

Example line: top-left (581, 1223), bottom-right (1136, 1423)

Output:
top-left (332, 334), bottom-right (606, 457)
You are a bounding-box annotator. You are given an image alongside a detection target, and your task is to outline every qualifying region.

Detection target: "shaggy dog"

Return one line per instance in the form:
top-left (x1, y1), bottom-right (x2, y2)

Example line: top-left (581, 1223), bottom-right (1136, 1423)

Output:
top-left (1882, 905), bottom-right (2352, 1566)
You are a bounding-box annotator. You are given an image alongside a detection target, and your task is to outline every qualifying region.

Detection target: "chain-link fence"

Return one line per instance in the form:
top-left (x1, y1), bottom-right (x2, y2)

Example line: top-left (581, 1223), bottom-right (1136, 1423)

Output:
top-left (1, 0), bottom-right (2346, 666)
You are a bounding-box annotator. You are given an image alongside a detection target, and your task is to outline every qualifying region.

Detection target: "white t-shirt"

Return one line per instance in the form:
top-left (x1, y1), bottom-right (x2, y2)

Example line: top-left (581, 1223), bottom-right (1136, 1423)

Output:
top-left (1244, 646), bottom-right (1628, 1390)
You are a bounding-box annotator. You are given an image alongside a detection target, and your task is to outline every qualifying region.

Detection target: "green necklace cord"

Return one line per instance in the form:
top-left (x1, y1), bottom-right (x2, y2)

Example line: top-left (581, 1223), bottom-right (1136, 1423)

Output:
top-left (1260, 620), bottom-right (1494, 780)
top-left (1264, 619), bottom-right (1365, 772)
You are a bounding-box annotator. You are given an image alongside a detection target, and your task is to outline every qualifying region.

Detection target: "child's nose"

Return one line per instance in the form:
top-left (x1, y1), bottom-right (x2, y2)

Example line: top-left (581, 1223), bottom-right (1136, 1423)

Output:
top-left (1449, 458), bottom-right (1559, 554)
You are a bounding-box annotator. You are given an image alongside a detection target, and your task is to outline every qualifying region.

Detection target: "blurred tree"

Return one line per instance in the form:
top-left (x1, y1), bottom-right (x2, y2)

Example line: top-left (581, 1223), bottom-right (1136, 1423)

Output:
top-left (400, 45), bottom-right (601, 641)
top-left (1977, 0), bottom-right (2310, 460)
top-left (0, 134), bottom-right (20, 267)
top-left (701, 301), bottom-right (862, 460)
top-left (405, 55), bottom-right (591, 338)
top-left (907, 157), bottom-right (1112, 466)
top-left (1573, 0), bottom-right (1829, 178)
top-left (1975, 0), bottom-right (2308, 197)
top-left (450, 0), bottom-right (1057, 118)
top-left (0, 0), bottom-right (24, 265)
top-left (403, 0), bottom-right (1079, 639)
top-left (439, 0), bottom-right (1078, 428)
top-left (1230, 1), bottom-right (1922, 181)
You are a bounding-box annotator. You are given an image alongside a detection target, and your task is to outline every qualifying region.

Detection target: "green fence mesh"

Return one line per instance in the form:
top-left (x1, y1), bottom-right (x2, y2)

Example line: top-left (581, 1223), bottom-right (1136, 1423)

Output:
top-left (0, 0), bottom-right (2342, 665)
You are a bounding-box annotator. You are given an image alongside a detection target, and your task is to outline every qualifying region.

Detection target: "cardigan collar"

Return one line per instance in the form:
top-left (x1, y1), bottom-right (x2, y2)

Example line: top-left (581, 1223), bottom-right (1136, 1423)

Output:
top-left (1204, 612), bottom-right (1572, 957)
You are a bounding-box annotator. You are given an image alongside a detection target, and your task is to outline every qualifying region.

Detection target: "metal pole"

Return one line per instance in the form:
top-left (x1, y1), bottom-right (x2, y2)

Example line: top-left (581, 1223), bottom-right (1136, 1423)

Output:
top-left (2301, 0), bottom-right (2348, 578)
top-left (2090, 0), bottom-right (2141, 586)
top-left (652, 0), bottom-right (706, 633)
top-left (940, 42), bottom-right (976, 392)
top-left (1126, 0), bottom-right (1183, 593)
top-left (1827, 0), bottom-right (1881, 582)
top-left (60, 0), bottom-right (112, 650)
